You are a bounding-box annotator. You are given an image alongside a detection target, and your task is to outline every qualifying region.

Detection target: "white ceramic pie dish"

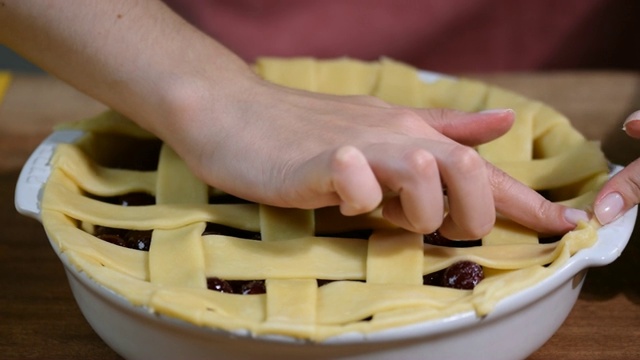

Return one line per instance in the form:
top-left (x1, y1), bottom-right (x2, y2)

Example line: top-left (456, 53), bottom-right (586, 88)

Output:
top-left (15, 127), bottom-right (637, 360)
top-left (14, 64), bottom-right (638, 359)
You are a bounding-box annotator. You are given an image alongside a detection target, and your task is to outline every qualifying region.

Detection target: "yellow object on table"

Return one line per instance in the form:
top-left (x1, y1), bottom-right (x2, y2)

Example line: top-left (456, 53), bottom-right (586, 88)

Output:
top-left (0, 72), bottom-right (12, 104)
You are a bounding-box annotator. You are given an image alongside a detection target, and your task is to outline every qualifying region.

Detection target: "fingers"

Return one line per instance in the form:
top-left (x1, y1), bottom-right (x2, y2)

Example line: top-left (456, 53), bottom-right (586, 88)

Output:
top-left (294, 139), bottom-right (494, 239)
top-left (487, 164), bottom-right (589, 235)
top-left (415, 108), bottom-right (515, 146)
top-left (436, 147), bottom-right (495, 239)
top-left (330, 146), bottom-right (383, 215)
top-left (594, 159), bottom-right (640, 225)
top-left (296, 143), bottom-right (446, 232)
top-left (372, 146), bottom-right (445, 234)
top-left (293, 141), bottom-right (585, 239)
top-left (365, 142), bottom-right (494, 239)
top-left (291, 146), bottom-right (383, 214)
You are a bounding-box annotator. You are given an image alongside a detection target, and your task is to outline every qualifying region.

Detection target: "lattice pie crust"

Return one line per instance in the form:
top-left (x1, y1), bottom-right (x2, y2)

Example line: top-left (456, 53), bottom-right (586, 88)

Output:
top-left (41, 58), bottom-right (608, 341)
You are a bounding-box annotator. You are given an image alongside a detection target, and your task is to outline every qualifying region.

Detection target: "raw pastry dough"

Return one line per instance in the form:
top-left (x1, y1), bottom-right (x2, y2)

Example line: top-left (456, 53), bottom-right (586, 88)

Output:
top-left (41, 57), bottom-right (607, 341)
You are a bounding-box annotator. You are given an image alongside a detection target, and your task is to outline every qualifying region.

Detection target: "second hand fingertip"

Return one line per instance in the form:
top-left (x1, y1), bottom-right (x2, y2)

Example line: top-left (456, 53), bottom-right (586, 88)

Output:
top-left (622, 110), bottom-right (640, 130)
top-left (593, 192), bottom-right (624, 225)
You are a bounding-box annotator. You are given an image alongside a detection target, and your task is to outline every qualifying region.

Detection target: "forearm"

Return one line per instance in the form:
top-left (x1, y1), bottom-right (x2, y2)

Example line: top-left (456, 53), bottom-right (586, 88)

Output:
top-left (0, 0), bottom-right (252, 140)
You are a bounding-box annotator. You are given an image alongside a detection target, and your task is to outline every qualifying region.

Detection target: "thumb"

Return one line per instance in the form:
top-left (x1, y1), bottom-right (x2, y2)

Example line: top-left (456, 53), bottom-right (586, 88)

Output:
top-left (417, 108), bottom-right (515, 146)
top-left (593, 161), bottom-right (640, 225)
top-left (594, 110), bottom-right (640, 225)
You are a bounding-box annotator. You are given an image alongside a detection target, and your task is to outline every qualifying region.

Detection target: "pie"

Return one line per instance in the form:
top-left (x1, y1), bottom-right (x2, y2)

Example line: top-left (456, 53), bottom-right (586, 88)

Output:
top-left (40, 57), bottom-right (608, 341)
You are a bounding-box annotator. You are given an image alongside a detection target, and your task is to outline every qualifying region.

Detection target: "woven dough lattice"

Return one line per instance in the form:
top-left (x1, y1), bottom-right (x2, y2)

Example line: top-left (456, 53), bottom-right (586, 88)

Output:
top-left (41, 57), bottom-right (606, 341)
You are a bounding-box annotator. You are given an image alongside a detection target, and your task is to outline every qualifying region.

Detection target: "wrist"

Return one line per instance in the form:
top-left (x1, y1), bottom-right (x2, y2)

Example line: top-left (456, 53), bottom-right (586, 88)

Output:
top-left (143, 54), bottom-right (260, 168)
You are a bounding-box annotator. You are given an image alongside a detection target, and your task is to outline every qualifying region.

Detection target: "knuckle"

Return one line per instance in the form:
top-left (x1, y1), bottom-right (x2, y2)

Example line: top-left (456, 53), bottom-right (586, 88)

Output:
top-left (531, 198), bottom-right (556, 225)
top-left (389, 109), bottom-right (425, 133)
top-left (448, 145), bottom-right (484, 171)
top-left (330, 145), bottom-right (358, 171)
top-left (385, 148), bottom-right (438, 191)
top-left (404, 148), bottom-right (437, 176)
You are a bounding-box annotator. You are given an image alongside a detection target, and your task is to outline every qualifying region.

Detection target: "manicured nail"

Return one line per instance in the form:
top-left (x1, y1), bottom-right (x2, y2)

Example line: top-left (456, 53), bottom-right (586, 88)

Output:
top-left (479, 108), bottom-right (514, 115)
top-left (564, 208), bottom-right (589, 226)
top-left (594, 192), bottom-right (624, 225)
top-left (622, 110), bottom-right (640, 131)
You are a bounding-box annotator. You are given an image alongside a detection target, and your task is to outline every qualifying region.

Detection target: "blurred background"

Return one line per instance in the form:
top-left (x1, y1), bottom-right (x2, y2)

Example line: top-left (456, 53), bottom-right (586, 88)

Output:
top-left (2, 0), bottom-right (639, 74)
top-left (0, 46), bottom-right (42, 72)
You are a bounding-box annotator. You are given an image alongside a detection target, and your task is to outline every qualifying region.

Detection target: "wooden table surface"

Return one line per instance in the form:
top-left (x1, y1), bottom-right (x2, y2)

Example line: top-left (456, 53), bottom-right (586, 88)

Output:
top-left (1, 72), bottom-right (639, 359)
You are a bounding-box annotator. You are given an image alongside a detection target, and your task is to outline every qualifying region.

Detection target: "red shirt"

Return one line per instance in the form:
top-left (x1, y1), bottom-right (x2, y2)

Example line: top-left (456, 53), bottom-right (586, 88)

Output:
top-left (163, 0), bottom-right (639, 72)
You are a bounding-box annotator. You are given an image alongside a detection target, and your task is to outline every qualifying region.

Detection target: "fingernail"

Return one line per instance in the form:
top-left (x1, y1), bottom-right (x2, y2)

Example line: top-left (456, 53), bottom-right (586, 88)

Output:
top-left (564, 208), bottom-right (590, 226)
top-left (479, 108), bottom-right (514, 115)
top-left (594, 192), bottom-right (624, 225)
top-left (622, 110), bottom-right (640, 131)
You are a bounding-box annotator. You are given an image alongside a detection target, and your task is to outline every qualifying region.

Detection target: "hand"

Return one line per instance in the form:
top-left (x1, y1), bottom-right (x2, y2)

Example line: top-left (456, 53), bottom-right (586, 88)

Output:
top-left (164, 76), bottom-right (587, 240)
top-left (594, 110), bottom-right (640, 225)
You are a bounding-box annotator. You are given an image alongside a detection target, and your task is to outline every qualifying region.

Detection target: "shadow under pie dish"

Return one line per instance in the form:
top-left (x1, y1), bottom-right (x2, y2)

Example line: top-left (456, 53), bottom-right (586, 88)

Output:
top-left (15, 58), bottom-right (637, 360)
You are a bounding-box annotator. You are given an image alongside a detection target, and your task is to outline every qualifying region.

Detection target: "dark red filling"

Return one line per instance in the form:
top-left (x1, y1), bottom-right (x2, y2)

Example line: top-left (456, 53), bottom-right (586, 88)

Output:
top-left (89, 192), bottom-right (156, 206)
top-left (207, 278), bottom-right (266, 295)
top-left (422, 261), bottom-right (485, 290)
top-left (316, 229), bottom-right (373, 240)
top-left (423, 231), bottom-right (482, 247)
top-left (202, 222), bottom-right (262, 240)
top-left (208, 194), bottom-right (253, 204)
top-left (422, 232), bottom-right (485, 289)
top-left (94, 225), bottom-right (153, 251)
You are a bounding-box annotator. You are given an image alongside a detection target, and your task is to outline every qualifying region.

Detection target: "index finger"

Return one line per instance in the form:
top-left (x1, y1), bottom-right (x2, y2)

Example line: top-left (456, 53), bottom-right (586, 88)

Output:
top-left (486, 163), bottom-right (589, 236)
